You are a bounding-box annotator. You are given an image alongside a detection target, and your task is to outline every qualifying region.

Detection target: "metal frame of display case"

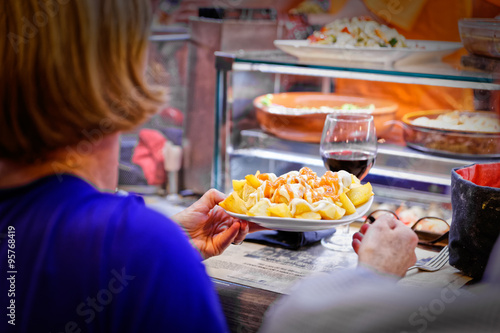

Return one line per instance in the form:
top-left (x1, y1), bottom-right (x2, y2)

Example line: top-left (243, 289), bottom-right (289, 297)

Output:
top-left (213, 50), bottom-right (500, 203)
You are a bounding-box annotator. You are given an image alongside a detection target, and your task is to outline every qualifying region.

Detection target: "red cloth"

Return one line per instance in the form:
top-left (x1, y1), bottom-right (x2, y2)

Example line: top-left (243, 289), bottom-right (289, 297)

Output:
top-left (159, 107), bottom-right (184, 127)
top-left (456, 163), bottom-right (500, 188)
top-left (132, 129), bottom-right (167, 185)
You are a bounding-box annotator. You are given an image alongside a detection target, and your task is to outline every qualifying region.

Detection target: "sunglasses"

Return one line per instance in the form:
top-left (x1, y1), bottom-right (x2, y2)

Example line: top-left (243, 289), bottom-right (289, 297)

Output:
top-left (364, 209), bottom-right (450, 248)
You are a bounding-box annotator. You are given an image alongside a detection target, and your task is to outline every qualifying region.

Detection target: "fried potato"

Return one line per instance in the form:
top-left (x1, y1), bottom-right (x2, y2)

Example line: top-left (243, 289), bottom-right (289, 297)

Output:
top-left (268, 203), bottom-right (292, 218)
top-left (346, 182), bottom-right (373, 207)
top-left (245, 195), bottom-right (257, 209)
top-left (296, 212), bottom-right (321, 220)
top-left (232, 179), bottom-right (246, 198)
top-left (293, 200), bottom-right (312, 216)
top-left (241, 183), bottom-right (256, 201)
top-left (219, 191), bottom-right (248, 215)
top-left (247, 199), bottom-right (271, 217)
top-left (318, 204), bottom-right (346, 220)
top-left (339, 192), bottom-right (356, 215)
top-left (277, 194), bottom-right (289, 205)
top-left (245, 174), bottom-right (262, 189)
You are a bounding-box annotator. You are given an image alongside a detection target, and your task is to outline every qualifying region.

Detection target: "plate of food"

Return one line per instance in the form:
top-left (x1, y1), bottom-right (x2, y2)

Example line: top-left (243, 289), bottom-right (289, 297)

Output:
top-left (219, 167), bottom-right (374, 232)
top-left (402, 110), bottom-right (500, 158)
top-left (274, 17), bottom-right (462, 64)
top-left (224, 197), bottom-right (373, 232)
top-left (254, 92), bottom-right (398, 142)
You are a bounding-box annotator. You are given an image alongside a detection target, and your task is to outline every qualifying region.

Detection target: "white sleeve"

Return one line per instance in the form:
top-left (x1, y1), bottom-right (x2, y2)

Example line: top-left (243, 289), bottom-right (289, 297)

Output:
top-left (259, 267), bottom-right (500, 333)
top-left (259, 267), bottom-right (396, 333)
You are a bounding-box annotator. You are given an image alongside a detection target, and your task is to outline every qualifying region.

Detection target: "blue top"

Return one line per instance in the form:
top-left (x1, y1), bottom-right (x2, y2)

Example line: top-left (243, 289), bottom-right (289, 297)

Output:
top-left (0, 174), bottom-right (228, 333)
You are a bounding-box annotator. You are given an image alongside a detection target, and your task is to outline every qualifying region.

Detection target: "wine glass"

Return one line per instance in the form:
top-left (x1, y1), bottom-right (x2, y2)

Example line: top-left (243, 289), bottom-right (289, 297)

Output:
top-left (319, 113), bottom-right (377, 252)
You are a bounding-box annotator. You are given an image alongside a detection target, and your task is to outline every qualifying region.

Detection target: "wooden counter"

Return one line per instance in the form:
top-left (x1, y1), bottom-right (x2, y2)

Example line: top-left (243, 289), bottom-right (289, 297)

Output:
top-left (206, 239), bottom-right (472, 333)
top-left (213, 279), bottom-right (280, 333)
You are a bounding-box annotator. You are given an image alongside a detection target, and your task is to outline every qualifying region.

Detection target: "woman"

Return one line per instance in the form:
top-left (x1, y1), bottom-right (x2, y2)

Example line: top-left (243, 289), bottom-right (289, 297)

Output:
top-left (0, 1), bottom-right (257, 332)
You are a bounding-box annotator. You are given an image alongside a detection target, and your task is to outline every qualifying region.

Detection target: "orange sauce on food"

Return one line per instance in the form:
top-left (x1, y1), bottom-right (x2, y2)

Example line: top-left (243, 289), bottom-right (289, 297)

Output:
top-left (322, 186), bottom-right (340, 201)
top-left (284, 184), bottom-right (294, 200)
top-left (271, 177), bottom-right (286, 190)
top-left (320, 171), bottom-right (340, 191)
top-left (260, 168), bottom-right (343, 203)
top-left (309, 189), bottom-right (324, 203)
top-left (257, 173), bottom-right (270, 181)
top-left (319, 171), bottom-right (340, 201)
top-left (263, 180), bottom-right (273, 198)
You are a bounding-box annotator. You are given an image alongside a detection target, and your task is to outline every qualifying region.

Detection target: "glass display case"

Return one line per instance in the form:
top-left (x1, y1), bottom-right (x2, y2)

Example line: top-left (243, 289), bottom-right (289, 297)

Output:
top-left (213, 50), bottom-right (499, 212)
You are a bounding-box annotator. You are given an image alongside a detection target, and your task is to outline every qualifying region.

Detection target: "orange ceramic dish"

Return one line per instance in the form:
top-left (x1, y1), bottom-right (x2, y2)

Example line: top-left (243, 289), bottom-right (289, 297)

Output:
top-left (254, 92), bottom-right (398, 143)
top-left (402, 110), bottom-right (500, 158)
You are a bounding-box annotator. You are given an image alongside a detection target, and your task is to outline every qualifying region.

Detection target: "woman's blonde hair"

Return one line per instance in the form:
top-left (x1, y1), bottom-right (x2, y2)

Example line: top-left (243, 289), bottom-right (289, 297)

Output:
top-left (0, 0), bottom-right (165, 161)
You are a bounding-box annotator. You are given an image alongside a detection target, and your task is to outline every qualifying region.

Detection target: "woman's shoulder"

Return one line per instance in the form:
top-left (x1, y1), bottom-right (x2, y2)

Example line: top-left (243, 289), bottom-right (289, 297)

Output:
top-left (75, 188), bottom-right (189, 247)
top-left (34, 174), bottom-right (194, 257)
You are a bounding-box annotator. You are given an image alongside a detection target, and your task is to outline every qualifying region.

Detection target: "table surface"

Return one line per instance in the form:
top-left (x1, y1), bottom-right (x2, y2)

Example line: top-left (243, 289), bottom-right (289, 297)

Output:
top-left (142, 197), bottom-right (471, 333)
top-left (206, 225), bottom-right (471, 333)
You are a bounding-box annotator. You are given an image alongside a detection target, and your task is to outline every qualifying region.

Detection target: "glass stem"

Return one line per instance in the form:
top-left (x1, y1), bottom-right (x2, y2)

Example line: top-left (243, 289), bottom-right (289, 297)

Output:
top-left (340, 223), bottom-right (350, 236)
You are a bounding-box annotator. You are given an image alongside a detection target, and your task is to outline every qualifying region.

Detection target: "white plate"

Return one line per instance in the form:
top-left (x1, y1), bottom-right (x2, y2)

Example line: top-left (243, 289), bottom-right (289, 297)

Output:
top-left (224, 197), bottom-right (373, 232)
top-left (273, 40), bottom-right (463, 64)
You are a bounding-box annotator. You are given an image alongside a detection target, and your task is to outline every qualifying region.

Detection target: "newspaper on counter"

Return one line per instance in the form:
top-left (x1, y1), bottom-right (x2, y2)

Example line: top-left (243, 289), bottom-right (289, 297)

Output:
top-left (204, 242), bottom-right (472, 294)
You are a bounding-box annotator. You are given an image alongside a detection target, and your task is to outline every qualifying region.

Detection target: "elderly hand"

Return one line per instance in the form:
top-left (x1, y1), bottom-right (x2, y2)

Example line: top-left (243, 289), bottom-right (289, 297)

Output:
top-left (352, 213), bottom-right (418, 277)
top-left (172, 189), bottom-right (263, 259)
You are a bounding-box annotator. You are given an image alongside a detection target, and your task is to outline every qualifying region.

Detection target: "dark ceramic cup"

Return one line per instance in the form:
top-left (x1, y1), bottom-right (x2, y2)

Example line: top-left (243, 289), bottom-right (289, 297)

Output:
top-left (449, 163), bottom-right (500, 280)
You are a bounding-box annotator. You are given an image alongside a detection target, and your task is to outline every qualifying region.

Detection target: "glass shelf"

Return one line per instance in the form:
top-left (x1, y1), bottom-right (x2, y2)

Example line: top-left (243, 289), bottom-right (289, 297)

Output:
top-left (226, 129), bottom-right (497, 204)
top-left (213, 50), bottom-right (499, 195)
top-left (216, 50), bottom-right (500, 90)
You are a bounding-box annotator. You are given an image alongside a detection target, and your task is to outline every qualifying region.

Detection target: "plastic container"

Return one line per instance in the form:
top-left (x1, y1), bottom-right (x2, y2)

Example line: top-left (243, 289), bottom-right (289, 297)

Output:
top-left (459, 18), bottom-right (500, 59)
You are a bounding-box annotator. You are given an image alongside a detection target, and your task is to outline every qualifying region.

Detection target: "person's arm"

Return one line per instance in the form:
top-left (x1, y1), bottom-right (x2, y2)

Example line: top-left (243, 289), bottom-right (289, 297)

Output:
top-left (107, 203), bottom-right (230, 333)
top-left (353, 214), bottom-right (418, 277)
top-left (172, 189), bottom-right (266, 259)
top-left (260, 215), bottom-right (500, 333)
top-left (259, 214), bottom-right (418, 333)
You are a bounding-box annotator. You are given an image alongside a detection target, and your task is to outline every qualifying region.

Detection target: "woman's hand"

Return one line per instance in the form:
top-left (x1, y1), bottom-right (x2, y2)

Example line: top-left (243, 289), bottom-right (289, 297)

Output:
top-left (352, 214), bottom-right (418, 277)
top-left (172, 189), bottom-right (263, 259)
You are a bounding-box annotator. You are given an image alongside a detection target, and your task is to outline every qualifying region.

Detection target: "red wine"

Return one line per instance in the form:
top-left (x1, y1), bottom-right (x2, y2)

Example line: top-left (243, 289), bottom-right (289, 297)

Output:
top-left (321, 150), bottom-right (375, 180)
